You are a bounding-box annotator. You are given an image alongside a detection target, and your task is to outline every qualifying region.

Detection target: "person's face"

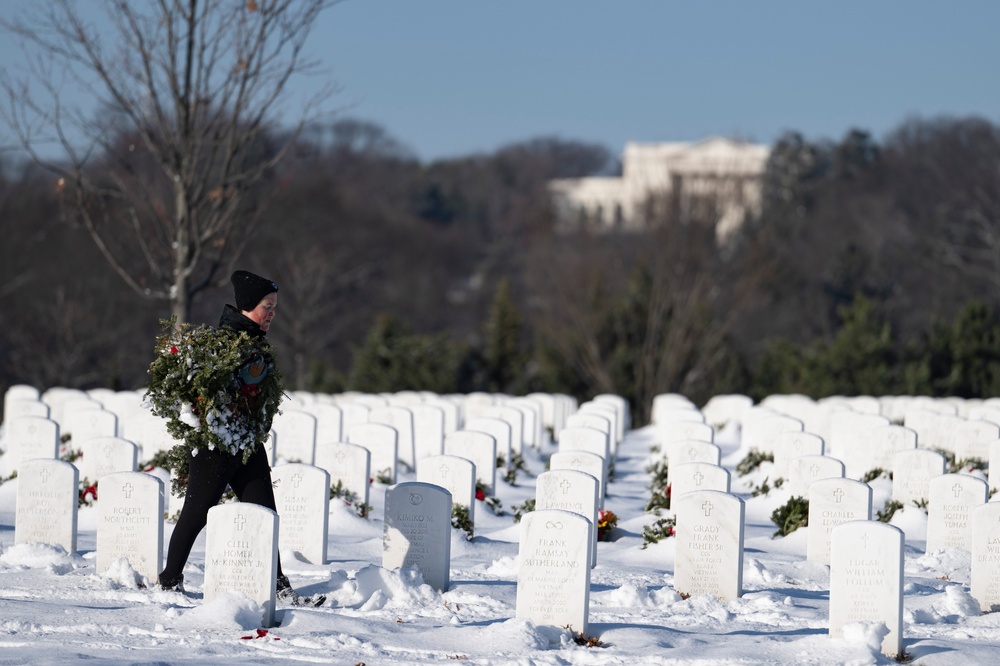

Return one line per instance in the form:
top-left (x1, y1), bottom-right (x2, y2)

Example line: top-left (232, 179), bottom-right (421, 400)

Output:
top-left (245, 292), bottom-right (278, 331)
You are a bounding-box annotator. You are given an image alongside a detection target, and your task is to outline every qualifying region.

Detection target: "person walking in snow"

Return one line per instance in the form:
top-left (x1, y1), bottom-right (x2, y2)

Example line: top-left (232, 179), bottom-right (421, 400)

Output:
top-left (150, 270), bottom-right (319, 606)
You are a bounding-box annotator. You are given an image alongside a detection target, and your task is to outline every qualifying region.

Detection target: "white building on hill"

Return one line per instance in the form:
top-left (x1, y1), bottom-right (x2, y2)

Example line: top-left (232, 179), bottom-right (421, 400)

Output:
top-left (550, 137), bottom-right (771, 242)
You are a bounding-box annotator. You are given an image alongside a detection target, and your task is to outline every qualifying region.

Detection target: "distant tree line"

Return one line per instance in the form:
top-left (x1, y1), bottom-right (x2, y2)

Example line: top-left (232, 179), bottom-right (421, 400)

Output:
top-left (3, 114), bottom-right (1000, 425)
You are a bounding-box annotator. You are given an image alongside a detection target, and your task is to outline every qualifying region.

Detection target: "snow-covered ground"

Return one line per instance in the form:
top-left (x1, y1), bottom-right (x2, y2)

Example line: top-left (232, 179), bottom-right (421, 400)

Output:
top-left (1, 419), bottom-right (999, 665)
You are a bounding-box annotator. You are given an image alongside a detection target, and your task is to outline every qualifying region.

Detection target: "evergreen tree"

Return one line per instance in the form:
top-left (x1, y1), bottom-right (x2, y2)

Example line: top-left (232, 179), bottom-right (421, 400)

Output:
top-left (347, 315), bottom-right (462, 394)
top-left (483, 279), bottom-right (527, 393)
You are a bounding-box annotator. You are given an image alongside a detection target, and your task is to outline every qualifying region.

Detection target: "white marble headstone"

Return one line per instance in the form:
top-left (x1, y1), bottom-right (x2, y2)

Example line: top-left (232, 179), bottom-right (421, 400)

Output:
top-left (970, 501), bottom-right (1000, 612)
top-left (272, 463), bottom-right (330, 565)
top-left (465, 417), bottom-right (512, 467)
top-left (481, 405), bottom-right (524, 455)
top-left (670, 462), bottom-right (731, 499)
top-left (549, 450), bottom-right (607, 508)
top-left (270, 408), bottom-right (318, 465)
top-left (786, 455), bottom-right (845, 498)
top-left (65, 407), bottom-right (118, 444)
top-left (369, 405), bottom-right (416, 471)
top-left (660, 420), bottom-right (714, 446)
top-left (314, 441), bottom-right (371, 512)
top-left (673, 490), bottom-right (745, 602)
top-left (772, 431), bottom-right (824, 480)
top-left (3, 416), bottom-right (59, 475)
top-left (807, 478), bottom-right (873, 565)
top-left (557, 426), bottom-right (609, 490)
top-left (383, 482), bottom-right (452, 592)
top-left (348, 422), bottom-right (398, 484)
top-left (96, 471), bottom-right (163, 582)
top-left (76, 437), bottom-right (138, 485)
top-left (535, 469), bottom-right (599, 566)
top-left (891, 448), bottom-right (946, 505)
top-left (926, 473), bottom-right (989, 553)
top-left (829, 521), bottom-right (904, 658)
top-left (204, 503), bottom-right (279, 628)
top-left (417, 454), bottom-right (476, 528)
top-left (305, 402), bottom-right (343, 445)
top-left (955, 419), bottom-right (1000, 463)
top-left (411, 403), bottom-right (445, 463)
top-left (15, 458), bottom-right (79, 554)
top-left (515, 509), bottom-right (592, 633)
top-left (444, 430), bottom-right (496, 496)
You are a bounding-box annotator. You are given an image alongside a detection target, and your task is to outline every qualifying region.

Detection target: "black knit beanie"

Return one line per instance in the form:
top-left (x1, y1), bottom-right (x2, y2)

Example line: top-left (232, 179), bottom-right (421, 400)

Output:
top-left (231, 270), bottom-right (278, 311)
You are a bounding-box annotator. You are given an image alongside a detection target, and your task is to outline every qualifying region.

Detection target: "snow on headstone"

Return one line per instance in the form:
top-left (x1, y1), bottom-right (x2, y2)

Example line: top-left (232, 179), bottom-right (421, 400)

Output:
top-left (382, 482), bottom-right (452, 592)
top-left (829, 521), bottom-right (904, 659)
top-left (97, 471), bottom-right (163, 582)
top-left (515, 509), bottom-right (592, 633)
top-left (203, 503), bottom-right (279, 628)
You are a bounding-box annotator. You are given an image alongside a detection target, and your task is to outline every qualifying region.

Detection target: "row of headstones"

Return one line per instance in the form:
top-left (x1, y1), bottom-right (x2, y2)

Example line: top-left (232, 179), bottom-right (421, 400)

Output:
top-left (687, 391), bottom-right (1000, 442)
top-left (3, 384), bottom-right (618, 456)
top-left (12, 455), bottom-right (610, 632)
top-left (650, 394), bottom-right (1000, 658)
top-left (2, 383), bottom-right (631, 472)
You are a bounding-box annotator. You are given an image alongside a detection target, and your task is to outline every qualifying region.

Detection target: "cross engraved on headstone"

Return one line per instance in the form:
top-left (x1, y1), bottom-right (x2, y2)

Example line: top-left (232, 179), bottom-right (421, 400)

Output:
top-left (335, 450), bottom-right (346, 463)
top-left (560, 478), bottom-right (571, 494)
top-left (693, 471), bottom-right (705, 486)
top-left (439, 464), bottom-right (450, 478)
top-left (570, 457), bottom-right (583, 467)
top-left (861, 532), bottom-right (870, 549)
top-left (809, 464), bottom-right (820, 476)
top-left (104, 443), bottom-right (114, 458)
top-left (122, 483), bottom-right (133, 498)
top-left (702, 501), bottom-right (714, 516)
top-left (292, 473), bottom-right (302, 488)
top-left (833, 488), bottom-right (844, 503)
top-left (688, 446), bottom-right (698, 458)
top-left (953, 483), bottom-right (963, 498)
top-left (40, 468), bottom-right (50, 483)
top-left (234, 514), bottom-right (246, 531)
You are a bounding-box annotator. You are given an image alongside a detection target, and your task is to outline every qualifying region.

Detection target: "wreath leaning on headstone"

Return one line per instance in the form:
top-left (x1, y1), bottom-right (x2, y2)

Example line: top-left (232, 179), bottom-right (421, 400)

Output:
top-left (144, 317), bottom-right (284, 496)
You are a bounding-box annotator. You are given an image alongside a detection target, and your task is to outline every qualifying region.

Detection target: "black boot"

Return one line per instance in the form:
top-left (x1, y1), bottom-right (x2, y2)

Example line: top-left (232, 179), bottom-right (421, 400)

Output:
top-left (158, 572), bottom-right (184, 592)
top-left (276, 574), bottom-right (325, 607)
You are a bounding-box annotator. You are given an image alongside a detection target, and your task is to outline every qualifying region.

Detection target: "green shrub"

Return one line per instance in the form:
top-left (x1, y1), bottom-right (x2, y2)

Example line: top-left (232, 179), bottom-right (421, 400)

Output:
top-left (771, 496), bottom-right (808, 537)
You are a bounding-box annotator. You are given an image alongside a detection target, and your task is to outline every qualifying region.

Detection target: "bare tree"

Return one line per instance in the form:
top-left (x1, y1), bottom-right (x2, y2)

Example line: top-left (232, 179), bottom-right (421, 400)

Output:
top-left (1, 0), bottom-right (338, 322)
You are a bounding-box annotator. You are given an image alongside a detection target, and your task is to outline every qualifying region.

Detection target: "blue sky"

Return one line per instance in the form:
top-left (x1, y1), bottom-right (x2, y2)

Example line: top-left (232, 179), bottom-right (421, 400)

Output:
top-left (3, 0), bottom-right (999, 163)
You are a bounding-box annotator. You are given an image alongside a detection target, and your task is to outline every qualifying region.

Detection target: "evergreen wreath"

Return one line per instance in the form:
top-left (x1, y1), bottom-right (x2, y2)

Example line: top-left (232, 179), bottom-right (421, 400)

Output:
top-left (144, 317), bottom-right (284, 496)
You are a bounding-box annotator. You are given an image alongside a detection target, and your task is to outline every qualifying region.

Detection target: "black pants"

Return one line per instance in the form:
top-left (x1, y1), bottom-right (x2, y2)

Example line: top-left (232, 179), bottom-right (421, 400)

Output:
top-left (160, 445), bottom-right (284, 581)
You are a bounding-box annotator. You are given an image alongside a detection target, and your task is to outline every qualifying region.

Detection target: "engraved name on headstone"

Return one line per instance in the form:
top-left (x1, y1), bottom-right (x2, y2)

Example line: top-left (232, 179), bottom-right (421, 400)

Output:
top-left (515, 509), bottom-right (592, 633)
top-left (272, 463), bottom-right (330, 564)
top-left (829, 521), bottom-right (904, 658)
top-left (97, 471), bottom-right (163, 582)
top-left (674, 490), bottom-right (745, 602)
top-left (382, 482), bottom-right (452, 592)
top-left (203, 503), bottom-right (279, 628)
top-left (807, 478), bottom-right (873, 565)
top-left (15, 458), bottom-right (79, 554)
